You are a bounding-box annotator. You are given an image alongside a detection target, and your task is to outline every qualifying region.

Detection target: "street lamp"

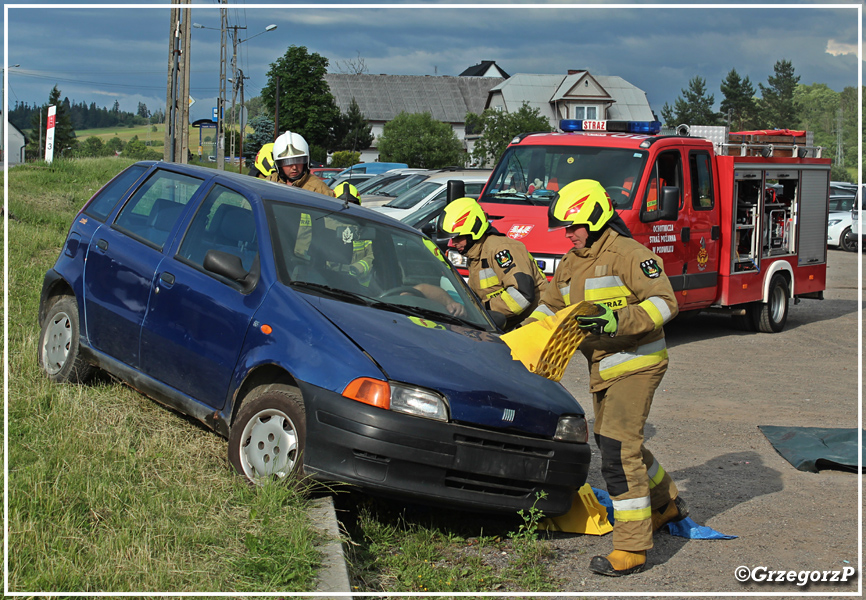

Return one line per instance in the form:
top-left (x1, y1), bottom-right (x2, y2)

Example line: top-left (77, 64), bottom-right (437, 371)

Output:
top-left (2, 64), bottom-right (21, 162)
top-left (194, 22), bottom-right (276, 172)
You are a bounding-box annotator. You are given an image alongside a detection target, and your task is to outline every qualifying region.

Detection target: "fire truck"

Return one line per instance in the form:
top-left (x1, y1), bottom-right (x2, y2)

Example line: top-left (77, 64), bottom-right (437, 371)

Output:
top-left (456, 120), bottom-right (831, 333)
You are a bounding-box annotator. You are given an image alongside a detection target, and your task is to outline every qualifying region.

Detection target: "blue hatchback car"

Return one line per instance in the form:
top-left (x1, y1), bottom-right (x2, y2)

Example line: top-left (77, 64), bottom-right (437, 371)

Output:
top-left (38, 161), bottom-right (591, 515)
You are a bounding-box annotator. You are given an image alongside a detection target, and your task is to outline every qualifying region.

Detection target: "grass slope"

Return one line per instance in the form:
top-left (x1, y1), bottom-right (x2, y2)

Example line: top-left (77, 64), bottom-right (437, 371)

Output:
top-left (5, 157), bottom-right (322, 593)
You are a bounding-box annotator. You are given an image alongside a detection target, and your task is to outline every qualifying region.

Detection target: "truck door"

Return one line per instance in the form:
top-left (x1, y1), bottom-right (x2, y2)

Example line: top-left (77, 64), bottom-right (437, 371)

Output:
top-left (680, 150), bottom-right (721, 307)
top-left (636, 149), bottom-right (688, 293)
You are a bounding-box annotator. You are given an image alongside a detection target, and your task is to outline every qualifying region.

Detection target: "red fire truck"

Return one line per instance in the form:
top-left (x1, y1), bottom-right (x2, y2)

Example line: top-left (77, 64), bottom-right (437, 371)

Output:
top-left (457, 120), bottom-right (830, 333)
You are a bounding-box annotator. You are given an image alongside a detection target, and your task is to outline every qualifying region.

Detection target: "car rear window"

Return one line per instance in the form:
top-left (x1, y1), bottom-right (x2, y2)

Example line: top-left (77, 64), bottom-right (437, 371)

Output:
top-left (83, 164), bottom-right (149, 222)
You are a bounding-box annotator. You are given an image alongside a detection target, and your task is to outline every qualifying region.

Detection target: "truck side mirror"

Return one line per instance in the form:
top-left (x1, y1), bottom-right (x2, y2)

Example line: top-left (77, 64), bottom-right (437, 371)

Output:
top-left (641, 186), bottom-right (680, 223)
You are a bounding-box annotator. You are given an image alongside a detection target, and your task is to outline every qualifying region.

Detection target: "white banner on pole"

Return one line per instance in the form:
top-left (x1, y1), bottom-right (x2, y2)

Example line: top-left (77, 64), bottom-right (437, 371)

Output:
top-left (45, 105), bottom-right (56, 163)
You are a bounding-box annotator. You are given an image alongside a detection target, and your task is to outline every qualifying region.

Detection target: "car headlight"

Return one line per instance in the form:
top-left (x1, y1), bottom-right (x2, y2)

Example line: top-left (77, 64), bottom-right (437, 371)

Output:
top-left (390, 383), bottom-right (449, 421)
top-left (554, 415), bottom-right (588, 443)
top-left (342, 378), bottom-right (449, 422)
top-left (447, 249), bottom-right (467, 268)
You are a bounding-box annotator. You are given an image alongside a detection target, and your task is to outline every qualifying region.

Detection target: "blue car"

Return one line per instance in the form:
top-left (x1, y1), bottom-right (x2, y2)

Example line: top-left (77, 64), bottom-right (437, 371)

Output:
top-left (38, 161), bottom-right (590, 515)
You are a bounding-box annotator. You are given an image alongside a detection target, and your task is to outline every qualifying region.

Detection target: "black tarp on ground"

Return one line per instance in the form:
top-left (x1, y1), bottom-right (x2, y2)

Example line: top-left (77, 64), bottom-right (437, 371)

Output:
top-left (759, 426), bottom-right (865, 474)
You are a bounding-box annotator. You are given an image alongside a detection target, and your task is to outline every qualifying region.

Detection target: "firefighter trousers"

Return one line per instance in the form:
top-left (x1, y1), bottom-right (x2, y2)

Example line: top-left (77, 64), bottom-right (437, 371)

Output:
top-left (592, 364), bottom-right (679, 552)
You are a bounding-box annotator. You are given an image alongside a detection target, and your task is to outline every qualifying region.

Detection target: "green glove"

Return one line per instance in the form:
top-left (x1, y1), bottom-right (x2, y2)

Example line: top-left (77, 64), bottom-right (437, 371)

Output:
top-left (575, 303), bottom-right (618, 336)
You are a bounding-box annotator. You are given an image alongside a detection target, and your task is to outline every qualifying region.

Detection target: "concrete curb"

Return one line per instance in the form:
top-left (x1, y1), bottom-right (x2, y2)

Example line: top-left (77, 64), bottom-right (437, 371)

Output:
top-left (308, 495), bottom-right (353, 598)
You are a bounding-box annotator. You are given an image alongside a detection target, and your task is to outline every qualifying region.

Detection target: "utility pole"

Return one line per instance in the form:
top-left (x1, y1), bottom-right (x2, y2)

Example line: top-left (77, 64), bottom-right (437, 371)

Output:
top-left (217, 5), bottom-right (227, 170)
top-left (164, 1), bottom-right (190, 163)
top-left (238, 69), bottom-right (249, 173)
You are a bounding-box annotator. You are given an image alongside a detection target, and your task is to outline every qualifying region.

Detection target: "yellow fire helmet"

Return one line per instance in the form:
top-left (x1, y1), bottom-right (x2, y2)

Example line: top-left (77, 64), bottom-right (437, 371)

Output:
top-left (334, 182), bottom-right (361, 205)
top-left (548, 179), bottom-right (615, 232)
top-left (252, 143), bottom-right (275, 177)
top-left (438, 197), bottom-right (489, 241)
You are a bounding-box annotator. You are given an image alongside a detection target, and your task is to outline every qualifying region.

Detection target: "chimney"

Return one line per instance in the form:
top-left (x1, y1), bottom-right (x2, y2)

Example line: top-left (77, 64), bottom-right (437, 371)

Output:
top-left (567, 70), bottom-right (583, 75)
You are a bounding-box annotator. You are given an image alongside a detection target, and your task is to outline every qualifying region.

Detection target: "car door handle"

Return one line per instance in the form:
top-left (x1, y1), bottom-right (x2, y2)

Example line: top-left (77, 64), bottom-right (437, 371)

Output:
top-left (159, 272), bottom-right (175, 286)
top-left (681, 227), bottom-right (691, 244)
top-left (711, 225), bottom-right (720, 240)
top-left (96, 238), bottom-right (109, 251)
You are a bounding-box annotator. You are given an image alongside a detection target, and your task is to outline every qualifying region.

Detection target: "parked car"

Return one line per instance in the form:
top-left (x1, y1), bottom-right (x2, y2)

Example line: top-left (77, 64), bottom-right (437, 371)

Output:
top-left (310, 167), bottom-right (342, 184)
top-left (38, 161), bottom-right (591, 515)
top-left (373, 169), bottom-right (493, 221)
top-left (328, 172), bottom-right (377, 190)
top-left (362, 171), bottom-right (438, 207)
top-left (353, 169), bottom-right (430, 201)
top-left (336, 162), bottom-right (408, 176)
top-left (827, 210), bottom-right (857, 252)
top-left (848, 184), bottom-right (865, 251)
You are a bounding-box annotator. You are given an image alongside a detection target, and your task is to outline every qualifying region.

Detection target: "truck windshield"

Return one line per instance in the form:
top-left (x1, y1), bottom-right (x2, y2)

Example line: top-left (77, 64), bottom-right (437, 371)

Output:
top-left (480, 145), bottom-right (648, 210)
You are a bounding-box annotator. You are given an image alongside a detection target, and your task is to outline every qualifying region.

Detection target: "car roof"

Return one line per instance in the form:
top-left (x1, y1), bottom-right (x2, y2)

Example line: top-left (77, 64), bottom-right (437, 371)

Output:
top-left (417, 169), bottom-right (492, 183)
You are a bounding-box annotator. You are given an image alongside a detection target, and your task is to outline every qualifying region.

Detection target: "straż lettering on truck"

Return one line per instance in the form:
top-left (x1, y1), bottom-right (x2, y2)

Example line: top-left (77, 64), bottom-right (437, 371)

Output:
top-left (457, 119), bottom-right (831, 333)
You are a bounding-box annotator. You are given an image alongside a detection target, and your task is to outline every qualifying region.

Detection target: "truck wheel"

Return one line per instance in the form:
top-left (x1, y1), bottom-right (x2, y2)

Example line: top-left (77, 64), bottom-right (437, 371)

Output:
top-left (38, 296), bottom-right (95, 384)
top-left (228, 384), bottom-right (306, 484)
top-left (751, 274), bottom-right (789, 333)
top-left (840, 227), bottom-right (858, 252)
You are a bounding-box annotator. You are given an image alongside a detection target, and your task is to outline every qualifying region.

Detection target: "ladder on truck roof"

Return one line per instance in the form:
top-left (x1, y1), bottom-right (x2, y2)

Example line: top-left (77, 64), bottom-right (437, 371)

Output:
top-left (717, 131), bottom-right (824, 159)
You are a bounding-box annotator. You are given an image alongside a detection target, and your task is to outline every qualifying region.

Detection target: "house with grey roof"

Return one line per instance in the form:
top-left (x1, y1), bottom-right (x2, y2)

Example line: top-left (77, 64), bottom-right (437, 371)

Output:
top-left (485, 70), bottom-right (654, 130)
top-left (325, 73), bottom-right (503, 163)
top-left (459, 61), bottom-right (510, 79)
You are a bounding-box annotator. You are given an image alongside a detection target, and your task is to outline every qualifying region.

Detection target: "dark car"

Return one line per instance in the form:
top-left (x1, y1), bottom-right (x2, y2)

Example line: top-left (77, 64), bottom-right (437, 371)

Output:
top-left (38, 161), bottom-right (591, 515)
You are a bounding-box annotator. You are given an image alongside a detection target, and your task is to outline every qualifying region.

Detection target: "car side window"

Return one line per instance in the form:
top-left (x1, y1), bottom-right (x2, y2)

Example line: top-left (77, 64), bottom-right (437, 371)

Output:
top-left (114, 170), bottom-right (202, 249)
top-left (84, 164), bottom-right (148, 222)
top-left (178, 185), bottom-right (258, 273)
top-left (643, 150), bottom-right (683, 212)
top-left (689, 151), bottom-right (714, 210)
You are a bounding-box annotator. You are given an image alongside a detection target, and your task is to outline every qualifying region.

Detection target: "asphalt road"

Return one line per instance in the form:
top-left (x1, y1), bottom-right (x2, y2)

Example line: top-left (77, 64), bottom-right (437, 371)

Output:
top-left (544, 248), bottom-right (862, 594)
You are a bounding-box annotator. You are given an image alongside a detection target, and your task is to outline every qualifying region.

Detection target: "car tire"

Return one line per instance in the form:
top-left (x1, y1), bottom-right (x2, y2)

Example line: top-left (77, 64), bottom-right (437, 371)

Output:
top-left (228, 384), bottom-right (306, 484)
top-left (38, 296), bottom-right (95, 384)
top-left (840, 227), bottom-right (858, 252)
top-left (750, 274), bottom-right (789, 333)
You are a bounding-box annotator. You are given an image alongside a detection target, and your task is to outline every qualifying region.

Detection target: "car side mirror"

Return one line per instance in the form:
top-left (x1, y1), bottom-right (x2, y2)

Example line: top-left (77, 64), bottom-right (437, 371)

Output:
top-left (641, 186), bottom-right (680, 223)
top-left (421, 222), bottom-right (436, 236)
top-left (204, 249), bottom-right (248, 283)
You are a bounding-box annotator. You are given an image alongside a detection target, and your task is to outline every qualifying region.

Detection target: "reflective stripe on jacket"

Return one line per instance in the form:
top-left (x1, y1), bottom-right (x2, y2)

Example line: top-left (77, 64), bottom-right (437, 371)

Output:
top-left (523, 227), bottom-right (678, 391)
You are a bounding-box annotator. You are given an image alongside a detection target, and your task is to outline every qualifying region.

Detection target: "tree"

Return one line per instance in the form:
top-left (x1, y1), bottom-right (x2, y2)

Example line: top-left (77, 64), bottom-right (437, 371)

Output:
top-left (758, 59), bottom-right (800, 128)
top-left (137, 102), bottom-right (150, 119)
top-left (719, 69), bottom-right (758, 131)
top-left (330, 150), bottom-right (360, 168)
top-left (466, 103), bottom-right (551, 167)
top-left (27, 85), bottom-right (77, 159)
top-left (377, 112), bottom-right (465, 169)
top-left (660, 76), bottom-right (721, 127)
top-left (794, 83), bottom-right (839, 160)
top-left (335, 51), bottom-right (369, 75)
top-left (243, 114), bottom-right (275, 160)
top-left (336, 97), bottom-right (374, 152)
top-left (105, 136), bottom-right (124, 156)
top-left (79, 136), bottom-right (108, 158)
top-left (261, 46), bottom-right (341, 149)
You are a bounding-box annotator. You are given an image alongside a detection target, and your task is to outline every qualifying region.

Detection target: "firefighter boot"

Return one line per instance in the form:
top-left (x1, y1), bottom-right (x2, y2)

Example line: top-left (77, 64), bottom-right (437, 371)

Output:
top-left (589, 550), bottom-right (647, 577)
top-left (652, 495), bottom-right (689, 532)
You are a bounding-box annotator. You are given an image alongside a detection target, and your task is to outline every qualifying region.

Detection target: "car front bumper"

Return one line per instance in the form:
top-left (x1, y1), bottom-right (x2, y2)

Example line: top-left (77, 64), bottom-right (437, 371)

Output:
top-left (299, 381), bottom-right (591, 516)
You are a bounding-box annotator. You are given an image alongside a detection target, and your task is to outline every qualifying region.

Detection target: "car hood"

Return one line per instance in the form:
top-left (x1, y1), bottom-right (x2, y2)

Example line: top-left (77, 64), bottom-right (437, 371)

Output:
top-left (372, 206), bottom-right (411, 218)
top-left (305, 295), bottom-right (583, 438)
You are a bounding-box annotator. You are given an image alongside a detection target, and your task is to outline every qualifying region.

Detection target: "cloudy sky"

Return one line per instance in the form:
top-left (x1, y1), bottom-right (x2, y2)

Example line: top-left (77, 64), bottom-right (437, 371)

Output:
top-left (3, 1), bottom-right (863, 125)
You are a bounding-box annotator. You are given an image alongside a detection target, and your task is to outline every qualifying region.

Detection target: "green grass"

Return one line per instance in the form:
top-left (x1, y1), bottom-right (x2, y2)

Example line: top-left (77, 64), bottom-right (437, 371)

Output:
top-left (75, 124), bottom-right (166, 144)
top-left (5, 157), bottom-right (322, 593)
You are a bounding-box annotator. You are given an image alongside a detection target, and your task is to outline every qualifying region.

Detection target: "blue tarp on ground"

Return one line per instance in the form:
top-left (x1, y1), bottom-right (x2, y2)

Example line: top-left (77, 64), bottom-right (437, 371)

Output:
top-left (759, 426), bottom-right (865, 474)
top-left (591, 487), bottom-right (736, 540)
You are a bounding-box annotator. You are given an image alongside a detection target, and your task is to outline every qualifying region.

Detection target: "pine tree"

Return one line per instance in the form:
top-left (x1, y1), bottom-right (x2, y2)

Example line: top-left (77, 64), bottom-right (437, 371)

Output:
top-left (337, 97), bottom-right (374, 152)
top-left (27, 85), bottom-right (77, 159)
top-left (758, 59), bottom-right (800, 128)
top-left (661, 77), bottom-right (721, 127)
top-left (719, 68), bottom-right (758, 131)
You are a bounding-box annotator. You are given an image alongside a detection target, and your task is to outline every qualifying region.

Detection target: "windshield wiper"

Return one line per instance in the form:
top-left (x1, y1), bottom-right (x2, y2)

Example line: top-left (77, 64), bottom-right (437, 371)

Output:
top-left (373, 302), bottom-right (483, 330)
top-left (290, 281), bottom-right (378, 306)
top-left (490, 192), bottom-right (538, 205)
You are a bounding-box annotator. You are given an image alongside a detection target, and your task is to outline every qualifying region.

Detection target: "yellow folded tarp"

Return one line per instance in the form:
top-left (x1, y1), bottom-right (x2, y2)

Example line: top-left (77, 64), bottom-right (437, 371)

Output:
top-left (538, 483), bottom-right (613, 535)
top-left (500, 302), bottom-right (600, 382)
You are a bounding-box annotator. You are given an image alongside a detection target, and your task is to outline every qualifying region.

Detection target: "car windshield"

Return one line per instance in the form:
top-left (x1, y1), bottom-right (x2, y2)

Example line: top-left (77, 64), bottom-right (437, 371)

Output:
top-left (355, 175), bottom-right (398, 194)
top-left (479, 145), bottom-right (648, 210)
top-left (264, 200), bottom-right (493, 330)
top-left (385, 181), bottom-right (441, 209)
top-left (374, 173), bottom-right (429, 198)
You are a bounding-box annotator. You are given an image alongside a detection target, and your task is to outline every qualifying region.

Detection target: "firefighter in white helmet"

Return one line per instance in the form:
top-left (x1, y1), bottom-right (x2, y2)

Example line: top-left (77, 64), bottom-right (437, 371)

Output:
top-left (522, 179), bottom-right (687, 577)
top-left (268, 131), bottom-right (335, 198)
top-left (439, 197), bottom-right (547, 331)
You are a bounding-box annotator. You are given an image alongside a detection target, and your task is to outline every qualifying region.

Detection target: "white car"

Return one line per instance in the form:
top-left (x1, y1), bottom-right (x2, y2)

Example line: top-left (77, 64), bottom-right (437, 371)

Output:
top-left (372, 170), bottom-right (492, 221)
top-left (849, 185), bottom-right (865, 251)
top-left (827, 210), bottom-right (857, 252)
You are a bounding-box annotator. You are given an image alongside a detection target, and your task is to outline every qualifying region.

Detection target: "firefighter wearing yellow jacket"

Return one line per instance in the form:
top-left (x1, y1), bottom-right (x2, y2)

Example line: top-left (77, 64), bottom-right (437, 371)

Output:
top-left (439, 197), bottom-right (547, 331)
top-left (523, 179), bottom-right (687, 577)
top-left (331, 183), bottom-right (374, 286)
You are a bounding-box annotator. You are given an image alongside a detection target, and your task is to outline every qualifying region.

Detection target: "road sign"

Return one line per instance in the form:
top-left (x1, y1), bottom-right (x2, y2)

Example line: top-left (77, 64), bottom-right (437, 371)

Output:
top-left (189, 96), bottom-right (196, 108)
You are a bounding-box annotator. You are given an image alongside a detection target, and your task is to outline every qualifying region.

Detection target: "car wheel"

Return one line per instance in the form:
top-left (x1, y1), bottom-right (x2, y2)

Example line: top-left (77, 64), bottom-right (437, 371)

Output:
top-left (750, 274), bottom-right (789, 333)
top-left (228, 384), bottom-right (306, 484)
top-left (840, 227), bottom-right (858, 252)
top-left (38, 296), bottom-right (95, 384)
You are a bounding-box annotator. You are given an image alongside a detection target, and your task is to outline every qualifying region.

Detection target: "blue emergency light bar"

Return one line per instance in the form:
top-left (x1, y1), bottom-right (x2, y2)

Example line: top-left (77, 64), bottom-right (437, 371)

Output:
top-left (560, 119), bottom-right (661, 135)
